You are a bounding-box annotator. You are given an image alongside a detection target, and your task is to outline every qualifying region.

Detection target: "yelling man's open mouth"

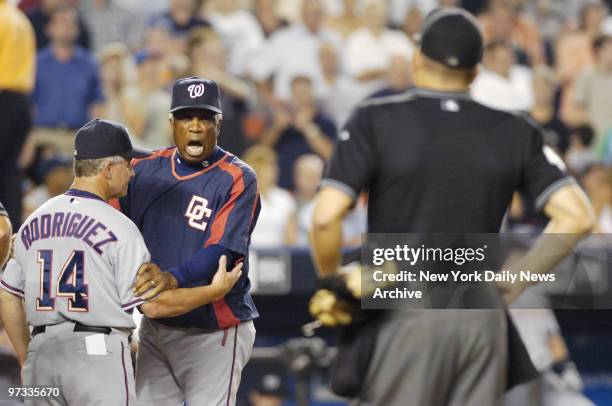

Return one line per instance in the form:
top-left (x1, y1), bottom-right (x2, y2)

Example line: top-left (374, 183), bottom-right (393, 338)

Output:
top-left (185, 140), bottom-right (204, 157)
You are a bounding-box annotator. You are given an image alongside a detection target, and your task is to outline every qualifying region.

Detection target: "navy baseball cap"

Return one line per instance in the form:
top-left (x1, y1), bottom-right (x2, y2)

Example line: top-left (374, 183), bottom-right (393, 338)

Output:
top-left (420, 8), bottom-right (483, 69)
top-left (74, 119), bottom-right (151, 160)
top-left (170, 77), bottom-right (222, 114)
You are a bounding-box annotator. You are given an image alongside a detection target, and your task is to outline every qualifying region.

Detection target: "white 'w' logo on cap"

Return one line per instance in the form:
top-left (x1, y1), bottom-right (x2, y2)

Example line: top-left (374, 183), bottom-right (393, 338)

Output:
top-left (188, 83), bottom-right (205, 98)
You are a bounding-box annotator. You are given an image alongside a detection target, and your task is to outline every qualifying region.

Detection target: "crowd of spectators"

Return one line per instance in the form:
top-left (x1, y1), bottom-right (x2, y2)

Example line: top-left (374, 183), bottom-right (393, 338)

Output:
top-left (1, 0), bottom-right (612, 392)
top-left (1, 0), bottom-right (611, 245)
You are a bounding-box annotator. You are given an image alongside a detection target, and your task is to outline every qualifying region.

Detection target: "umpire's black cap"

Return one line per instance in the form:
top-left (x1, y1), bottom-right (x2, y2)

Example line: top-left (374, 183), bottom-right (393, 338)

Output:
top-left (420, 8), bottom-right (483, 69)
top-left (170, 77), bottom-right (222, 114)
top-left (74, 119), bottom-right (151, 160)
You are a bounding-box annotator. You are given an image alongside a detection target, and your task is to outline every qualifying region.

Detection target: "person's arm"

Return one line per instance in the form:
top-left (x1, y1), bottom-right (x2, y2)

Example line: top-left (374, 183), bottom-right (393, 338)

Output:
top-left (499, 183), bottom-right (595, 303)
top-left (132, 244), bottom-right (239, 296)
top-left (310, 106), bottom-right (377, 276)
top-left (498, 116), bottom-right (596, 301)
top-left (300, 122), bottom-right (334, 160)
top-left (310, 187), bottom-right (354, 277)
top-left (135, 170), bottom-right (261, 294)
top-left (139, 256), bottom-right (243, 318)
top-left (260, 109), bottom-right (290, 147)
top-left (355, 68), bottom-right (388, 82)
top-left (0, 214), bottom-right (12, 268)
top-left (0, 290), bottom-right (29, 366)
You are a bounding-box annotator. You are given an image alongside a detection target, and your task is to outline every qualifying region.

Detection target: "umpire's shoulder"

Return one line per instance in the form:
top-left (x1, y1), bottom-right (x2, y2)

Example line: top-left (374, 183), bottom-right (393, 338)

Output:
top-left (344, 89), bottom-right (420, 130)
top-left (355, 89), bottom-right (419, 114)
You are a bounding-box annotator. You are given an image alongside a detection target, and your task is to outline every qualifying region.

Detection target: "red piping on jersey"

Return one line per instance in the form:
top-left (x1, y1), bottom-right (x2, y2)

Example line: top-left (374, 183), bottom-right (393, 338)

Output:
top-left (131, 147), bottom-right (174, 167)
top-left (207, 158), bottom-right (251, 328)
top-left (214, 299), bottom-right (240, 328)
top-left (170, 150), bottom-right (228, 181)
top-left (206, 159), bottom-right (245, 247)
top-left (109, 199), bottom-right (121, 210)
top-left (225, 324), bottom-right (239, 406)
top-left (249, 185), bottom-right (260, 230)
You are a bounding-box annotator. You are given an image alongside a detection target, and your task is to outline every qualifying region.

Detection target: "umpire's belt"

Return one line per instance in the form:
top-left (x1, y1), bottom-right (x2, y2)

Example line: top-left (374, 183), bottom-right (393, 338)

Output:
top-left (32, 323), bottom-right (112, 337)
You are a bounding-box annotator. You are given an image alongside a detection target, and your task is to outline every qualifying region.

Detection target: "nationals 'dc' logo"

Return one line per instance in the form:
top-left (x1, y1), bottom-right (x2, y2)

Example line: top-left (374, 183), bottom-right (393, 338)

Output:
top-left (185, 195), bottom-right (212, 231)
top-left (188, 83), bottom-right (205, 99)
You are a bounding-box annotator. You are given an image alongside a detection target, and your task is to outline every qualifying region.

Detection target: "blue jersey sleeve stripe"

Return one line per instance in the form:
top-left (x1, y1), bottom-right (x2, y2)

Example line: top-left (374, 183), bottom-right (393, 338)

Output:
top-left (1, 280), bottom-right (25, 298)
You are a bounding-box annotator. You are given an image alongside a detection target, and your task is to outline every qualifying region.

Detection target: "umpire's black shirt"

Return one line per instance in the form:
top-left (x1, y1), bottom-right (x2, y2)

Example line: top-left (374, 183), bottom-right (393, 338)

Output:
top-left (324, 88), bottom-right (573, 233)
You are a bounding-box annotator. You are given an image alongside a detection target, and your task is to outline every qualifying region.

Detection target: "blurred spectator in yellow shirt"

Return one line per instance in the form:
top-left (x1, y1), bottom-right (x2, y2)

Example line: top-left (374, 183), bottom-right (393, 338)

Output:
top-left (0, 0), bottom-right (36, 229)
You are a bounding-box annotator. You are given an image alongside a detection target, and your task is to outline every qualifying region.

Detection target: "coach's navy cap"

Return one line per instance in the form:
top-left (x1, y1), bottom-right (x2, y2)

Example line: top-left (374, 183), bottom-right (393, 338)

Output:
top-left (170, 77), bottom-right (222, 114)
top-left (420, 8), bottom-right (483, 69)
top-left (74, 119), bottom-right (151, 160)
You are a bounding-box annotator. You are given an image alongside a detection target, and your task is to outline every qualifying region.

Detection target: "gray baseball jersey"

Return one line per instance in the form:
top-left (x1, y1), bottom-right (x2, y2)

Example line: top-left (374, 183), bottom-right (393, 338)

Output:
top-left (0, 190), bottom-right (150, 328)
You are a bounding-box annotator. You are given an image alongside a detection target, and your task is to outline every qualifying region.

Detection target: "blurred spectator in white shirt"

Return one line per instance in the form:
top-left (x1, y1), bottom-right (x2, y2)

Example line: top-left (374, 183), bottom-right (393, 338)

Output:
top-left (143, 23), bottom-right (189, 86)
top-left (98, 43), bottom-right (135, 125)
top-left (344, 0), bottom-right (414, 95)
top-left (121, 50), bottom-right (172, 150)
top-left (80, 0), bottom-right (143, 53)
top-left (581, 163), bottom-right (612, 232)
top-left (293, 154), bottom-right (323, 245)
top-left (253, 0), bottom-right (289, 38)
top-left (114, 0), bottom-right (168, 20)
top-left (402, 5), bottom-right (424, 44)
top-left (243, 145), bottom-right (297, 248)
top-left (471, 40), bottom-right (534, 111)
top-left (323, 0), bottom-right (363, 38)
top-left (369, 55), bottom-right (413, 98)
top-left (556, 1), bottom-right (608, 126)
top-left (573, 35), bottom-right (612, 147)
top-left (318, 42), bottom-right (369, 130)
top-left (187, 28), bottom-right (253, 156)
top-left (292, 154), bottom-right (366, 246)
top-left (203, 0), bottom-right (265, 77)
top-left (249, 0), bottom-right (341, 103)
top-left (388, 0), bottom-right (438, 28)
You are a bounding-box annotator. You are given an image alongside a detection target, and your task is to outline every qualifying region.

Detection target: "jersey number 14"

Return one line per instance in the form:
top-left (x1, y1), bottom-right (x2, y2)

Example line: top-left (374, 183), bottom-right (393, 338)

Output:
top-left (36, 250), bottom-right (89, 312)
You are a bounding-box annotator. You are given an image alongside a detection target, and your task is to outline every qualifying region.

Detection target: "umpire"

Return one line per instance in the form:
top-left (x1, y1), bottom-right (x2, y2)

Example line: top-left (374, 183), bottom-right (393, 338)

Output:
top-left (310, 8), bottom-right (595, 406)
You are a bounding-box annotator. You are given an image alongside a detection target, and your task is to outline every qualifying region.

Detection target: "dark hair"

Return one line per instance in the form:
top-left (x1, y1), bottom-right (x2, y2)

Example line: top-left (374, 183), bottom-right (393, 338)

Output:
top-left (48, 4), bottom-right (78, 22)
top-left (593, 35), bottom-right (612, 52)
top-left (484, 40), bottom-right (513, 54)
top-left (572, 125), bottom-right (595, 147)
top-left (290, 75), bottom-right (313, 87)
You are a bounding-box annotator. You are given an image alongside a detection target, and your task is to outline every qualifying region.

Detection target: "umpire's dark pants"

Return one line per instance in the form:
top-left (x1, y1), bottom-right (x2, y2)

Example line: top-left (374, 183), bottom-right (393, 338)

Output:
top-left (353, 309), bottom-right (508, 406)
top-left (0, 90), bottom-right (31, 229)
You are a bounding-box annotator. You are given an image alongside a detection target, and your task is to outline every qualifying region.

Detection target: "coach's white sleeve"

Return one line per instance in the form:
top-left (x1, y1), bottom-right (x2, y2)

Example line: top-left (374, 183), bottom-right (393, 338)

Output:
top-left (1, 258), bottom-right (25, 298)
top-left (111, 234), bottom-right (151, 312)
